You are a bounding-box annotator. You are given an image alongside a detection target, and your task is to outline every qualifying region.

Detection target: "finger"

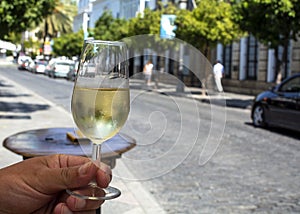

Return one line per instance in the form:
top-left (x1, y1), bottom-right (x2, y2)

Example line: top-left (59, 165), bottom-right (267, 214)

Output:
top-left (41, 161), bottom-right (98, 193)
top-left (61, 155), bottom-right (90, 168)
top-left (41, 162), bottom-right (112, 194)
top-left (57, 192), bottom-right (104, 212)
top-left (47, 154), bottom-right (91, 168)
top-left (53, 203), bottom-right (72, 214)
top-left (47, 155), bottom-right (112, 187)
top-left (54, 203), bottom-right (98, 214)
top-left (51, 155), bottom-right (112, 187)
top-left (66, 195), bottom-right (104, 211)
top-left (96, 162), bottom-right (112, 188)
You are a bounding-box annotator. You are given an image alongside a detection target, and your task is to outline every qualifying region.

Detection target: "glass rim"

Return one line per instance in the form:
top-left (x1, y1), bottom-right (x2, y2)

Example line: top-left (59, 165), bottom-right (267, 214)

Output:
top-left (85, 39), bottom-right (126, 46)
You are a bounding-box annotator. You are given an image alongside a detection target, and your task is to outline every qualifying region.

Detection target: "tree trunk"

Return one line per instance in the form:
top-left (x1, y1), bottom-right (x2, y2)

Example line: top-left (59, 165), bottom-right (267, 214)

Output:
top-left (275, 35), bottom-right (290, 84)
top-left (203, 40), bottom-right (209, 58)
top-left (43, 19), bottom-right (49, 56)
top-left (274, 47), bottom-right (282, 84)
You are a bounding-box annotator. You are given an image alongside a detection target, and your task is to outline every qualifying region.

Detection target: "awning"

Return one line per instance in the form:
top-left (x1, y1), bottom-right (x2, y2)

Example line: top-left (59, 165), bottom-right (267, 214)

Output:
top-left (0, 40), bottom-right (17, 51)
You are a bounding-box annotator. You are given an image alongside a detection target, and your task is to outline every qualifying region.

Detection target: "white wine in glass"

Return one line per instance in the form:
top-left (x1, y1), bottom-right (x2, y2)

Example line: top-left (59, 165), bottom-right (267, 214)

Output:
top-left (67, 40), bottom-right (129, 200)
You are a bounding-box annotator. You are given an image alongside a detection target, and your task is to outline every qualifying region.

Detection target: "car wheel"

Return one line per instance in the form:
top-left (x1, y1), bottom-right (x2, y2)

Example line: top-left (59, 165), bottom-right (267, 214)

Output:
top-left (252, 104), bottom-right (266, 127)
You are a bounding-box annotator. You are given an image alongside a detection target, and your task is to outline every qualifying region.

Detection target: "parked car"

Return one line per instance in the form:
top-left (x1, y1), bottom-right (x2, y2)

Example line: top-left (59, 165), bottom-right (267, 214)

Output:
top-left (47, 59), bottom-right (75, 78)
top-left (31, 60), bottom-right (48, 74)
top-left (82, 63), bottom-right (96, 77)
top-left (17, 56), bottom-right (33, 70)
top-left (27, 60), bottom-right (36, 72)
top-left (17, 55), bottom-right (32, 65)
top-left (251, 73), bottom-right (300, 132)
top-left (66, 61), bottom-right (79, 81)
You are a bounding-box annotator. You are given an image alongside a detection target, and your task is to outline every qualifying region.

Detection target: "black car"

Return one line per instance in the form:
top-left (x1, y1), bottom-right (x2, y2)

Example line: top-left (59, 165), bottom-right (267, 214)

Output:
top-left (251, 73), bottom-right (300, 132)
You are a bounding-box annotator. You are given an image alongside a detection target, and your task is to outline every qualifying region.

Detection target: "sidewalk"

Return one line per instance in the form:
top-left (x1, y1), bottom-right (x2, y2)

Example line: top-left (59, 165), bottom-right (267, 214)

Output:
top-left (130, 79), bottom-right (254, 110)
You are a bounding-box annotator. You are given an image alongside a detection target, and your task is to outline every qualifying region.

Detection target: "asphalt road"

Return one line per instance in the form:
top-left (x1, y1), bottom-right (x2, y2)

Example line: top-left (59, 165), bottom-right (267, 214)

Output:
top-left (2, 66), bottom-right (74, 112)
top-left (1, 65), bottom-right (300, 213)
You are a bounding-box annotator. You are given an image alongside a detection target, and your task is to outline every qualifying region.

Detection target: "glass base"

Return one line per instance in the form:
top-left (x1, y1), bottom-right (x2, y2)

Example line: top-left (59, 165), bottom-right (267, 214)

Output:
top-left (66, 184), bottom-right (121, 200)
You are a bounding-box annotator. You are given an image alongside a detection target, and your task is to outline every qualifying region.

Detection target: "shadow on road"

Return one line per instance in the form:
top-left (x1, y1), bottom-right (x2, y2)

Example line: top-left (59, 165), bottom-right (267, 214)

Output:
top-left (0, 101), bottom-right (50, 113)
top-left (0, 91), bottom-right (31, 98)
top-left (0, 115), bottom-right (31, 119)
top-left (225, 99), bottom-right (253, 109)
top-left (0, 80), bottom-right (13, 88)
top-left (245, 122), bottom-right (300, 140)
top-left (0, 80), bottom-right (31, 98)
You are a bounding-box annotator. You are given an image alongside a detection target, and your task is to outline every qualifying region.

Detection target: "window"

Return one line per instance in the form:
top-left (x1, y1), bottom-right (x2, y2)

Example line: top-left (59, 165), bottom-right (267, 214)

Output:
top-left (246, 36), bottom-right (258, 80)
top-left (222, 44), bottom-right (232, 78)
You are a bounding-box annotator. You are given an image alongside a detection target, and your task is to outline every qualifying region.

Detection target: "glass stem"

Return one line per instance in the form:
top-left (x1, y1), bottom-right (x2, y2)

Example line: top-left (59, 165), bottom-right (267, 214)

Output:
top-left (90, 143), bottom-right (102, 187)
top-left (92, 143), bottom-right (102, 166)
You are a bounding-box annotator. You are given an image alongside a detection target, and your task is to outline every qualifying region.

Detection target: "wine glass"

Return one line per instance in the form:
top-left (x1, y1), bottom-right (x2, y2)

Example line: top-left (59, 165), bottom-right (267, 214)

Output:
top-left (67, 40), bottom-right (130, 200)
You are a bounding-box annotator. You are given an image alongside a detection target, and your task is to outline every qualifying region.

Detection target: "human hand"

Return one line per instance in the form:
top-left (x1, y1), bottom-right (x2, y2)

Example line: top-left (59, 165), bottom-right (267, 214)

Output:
top-left (0, 154), bottom-right (112, 214)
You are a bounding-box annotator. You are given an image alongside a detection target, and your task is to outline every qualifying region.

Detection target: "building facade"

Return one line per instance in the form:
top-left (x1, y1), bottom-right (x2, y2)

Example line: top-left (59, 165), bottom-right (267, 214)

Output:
top-left (215, 37), bottom-right (300, 95)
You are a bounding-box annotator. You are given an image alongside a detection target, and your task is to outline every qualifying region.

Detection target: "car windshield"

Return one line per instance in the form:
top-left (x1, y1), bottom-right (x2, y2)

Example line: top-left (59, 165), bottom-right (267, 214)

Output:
top-left (57, 62), bottom-right (73, 66)
top-left (37, 61), bottom-right (47, 65)
top-left (55, 62), bottom-right (74, 71)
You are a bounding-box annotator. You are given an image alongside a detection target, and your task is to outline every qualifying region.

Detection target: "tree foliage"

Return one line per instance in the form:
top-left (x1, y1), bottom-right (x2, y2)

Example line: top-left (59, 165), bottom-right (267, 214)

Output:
top-left (0, 0), bottom-right (56, 40)
top-left (93, 11), bottom-right (128, 41)
top-left (127, 3), bottom-right (178, 36)
top-left (233, 0), bottom-right (300, 48)
top-left (124, 3), bottom-right (179, 51)
top-left (175, 0), bottom-right (242, 56)
top-left (233, 0), bottom-right (300, 81)
top-left (52, 30), bottom-right (84, 58)
top-left (127, 8), bottom-right (161, 36)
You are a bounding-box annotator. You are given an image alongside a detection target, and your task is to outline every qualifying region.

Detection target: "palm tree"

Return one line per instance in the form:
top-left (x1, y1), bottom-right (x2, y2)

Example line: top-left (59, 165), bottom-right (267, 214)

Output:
top-left (37, 0), bottom-right (77, 50)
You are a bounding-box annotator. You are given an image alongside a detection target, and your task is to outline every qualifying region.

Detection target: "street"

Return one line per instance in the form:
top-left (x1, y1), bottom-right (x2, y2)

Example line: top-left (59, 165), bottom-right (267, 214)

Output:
top-left (1, 65), bottom-right (300, 213)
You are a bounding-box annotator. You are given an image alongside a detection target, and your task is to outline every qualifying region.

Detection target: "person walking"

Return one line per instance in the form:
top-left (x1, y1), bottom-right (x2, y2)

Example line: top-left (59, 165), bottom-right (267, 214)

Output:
top-left (143, 60), bottom-right (154, 86)
top-left (213, 60), bottom-right (224, 92)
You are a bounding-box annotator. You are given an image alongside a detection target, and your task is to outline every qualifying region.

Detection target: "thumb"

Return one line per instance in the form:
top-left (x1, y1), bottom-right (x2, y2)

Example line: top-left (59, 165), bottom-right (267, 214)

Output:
top-left (42, 162), bottom-right (98, 193)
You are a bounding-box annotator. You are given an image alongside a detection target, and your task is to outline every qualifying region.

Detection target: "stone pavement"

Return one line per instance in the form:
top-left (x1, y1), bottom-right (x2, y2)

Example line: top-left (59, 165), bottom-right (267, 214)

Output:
top-left (0, 59), bottom-right (255, 213)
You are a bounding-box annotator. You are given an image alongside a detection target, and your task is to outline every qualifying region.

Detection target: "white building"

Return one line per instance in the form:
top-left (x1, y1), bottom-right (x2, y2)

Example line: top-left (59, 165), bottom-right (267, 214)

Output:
top-left (89, 0), bottom-right (121, 28)
top-left (73, 0), bottom-right (95, 38)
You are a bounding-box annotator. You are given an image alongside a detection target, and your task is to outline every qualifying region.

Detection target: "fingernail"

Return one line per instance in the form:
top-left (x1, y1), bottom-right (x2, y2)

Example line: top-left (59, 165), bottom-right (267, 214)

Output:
top-left (74, 198), bottom-right (86, 209)
top-left (62, 205), bottom-right (73, 214)
top-left (78, 162), bottom-right (92, 176)
top-left (100, 163), bottom-right (111, 176)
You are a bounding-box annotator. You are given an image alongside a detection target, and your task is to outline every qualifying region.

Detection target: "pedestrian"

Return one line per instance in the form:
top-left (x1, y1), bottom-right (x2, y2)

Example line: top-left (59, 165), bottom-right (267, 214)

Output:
top-left (143, 60), bottom-right (153, 86)
top-left (213, 60), bottom-right (224, 92)
top-left (0, 154), bottom-right (112, 214)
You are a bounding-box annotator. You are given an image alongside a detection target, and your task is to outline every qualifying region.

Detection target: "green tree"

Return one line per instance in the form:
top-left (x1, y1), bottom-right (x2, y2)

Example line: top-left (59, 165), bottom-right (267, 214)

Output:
top-left (0, 0), bottom-right (56, 40)
top-left (52, 30), bottom-right (84, 58)
top-left (125, 3), bottom-right (179, 52)
top-left (127, 8), bottom-right (161, 36)
top-left (233, 0), bottom-right (300, 82)
top-left (175, 0), bottom-right (242, 57)
top-left (93, 11), bottom-right (128, 41)
top-left (127, 2), bottom-right (178, 37)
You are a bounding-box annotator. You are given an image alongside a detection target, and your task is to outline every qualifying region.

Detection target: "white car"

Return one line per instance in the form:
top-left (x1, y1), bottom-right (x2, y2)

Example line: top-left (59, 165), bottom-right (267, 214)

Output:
top-left (17, 56), bottom-right (32, 65)
top-left (17, 56), bottom-right (33, 70)
top-left (31, 60), bottom-right (48, 74)
top-left (47, 59), bottom-right (75, 78)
